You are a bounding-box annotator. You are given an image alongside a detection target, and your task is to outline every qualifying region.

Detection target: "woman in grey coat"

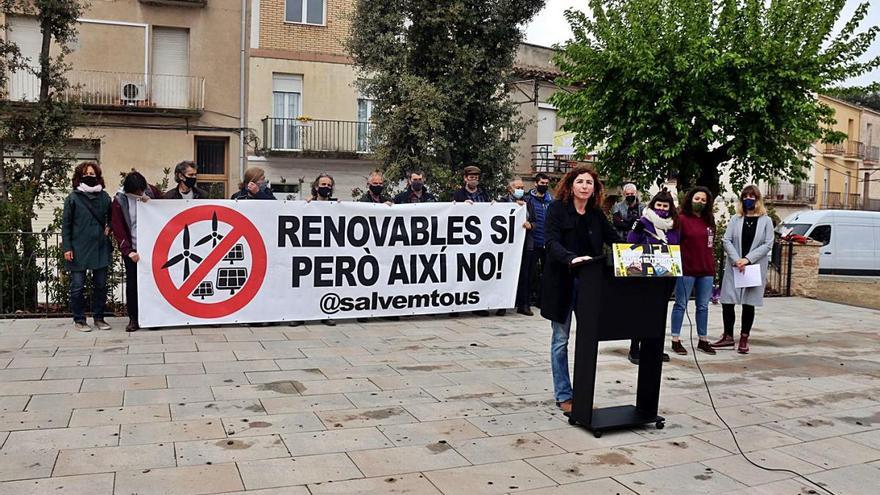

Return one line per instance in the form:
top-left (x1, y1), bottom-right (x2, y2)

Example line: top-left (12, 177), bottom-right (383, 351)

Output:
top-left (713, 185), bottom-right (774, 354)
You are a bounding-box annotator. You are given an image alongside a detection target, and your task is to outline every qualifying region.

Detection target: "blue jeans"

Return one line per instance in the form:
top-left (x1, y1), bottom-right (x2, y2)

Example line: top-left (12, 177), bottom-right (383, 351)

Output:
top-left (550, 305), bottom-right (575, 403)
top-left (70, 268), bottom-right (108, 323)
top-left (670, 275), bottom-right (713, 337)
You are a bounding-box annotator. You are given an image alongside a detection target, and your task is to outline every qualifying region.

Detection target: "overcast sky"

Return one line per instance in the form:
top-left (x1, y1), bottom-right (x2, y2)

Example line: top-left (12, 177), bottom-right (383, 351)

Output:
top-left (524, 0), bottom-right (880, 86)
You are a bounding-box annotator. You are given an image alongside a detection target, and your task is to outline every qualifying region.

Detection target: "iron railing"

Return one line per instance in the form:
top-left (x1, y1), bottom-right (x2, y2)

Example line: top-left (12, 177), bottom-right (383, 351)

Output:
top-left (531, 144), bottom-right (577, 174)
top-left (767, 239), bottom-right (793, 297)
top-left (865, 145), bottom-right (880, 164)
top-left (0, 232), bottom-right (126, 318)
top-left (261, 118), bottom-right (377, 153)
top-left (6, 69), bottom-right (205, 111)
top-left (819, 191), bottom-right (864, 210)
top-left (824, 142), bottom-right (845, 155)
top-left (764, 182), bottom-right (816, 204)
top-left (845, 140), bottom-right (865, 159)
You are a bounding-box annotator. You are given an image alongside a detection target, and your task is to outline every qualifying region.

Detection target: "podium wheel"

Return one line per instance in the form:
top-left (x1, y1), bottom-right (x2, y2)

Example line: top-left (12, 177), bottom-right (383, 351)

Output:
top-left (656, 421), bottom-right (665, 430)
top-left (593, 431), bottom-right (603, 438)
top-left (567, 417), bottom-right (577, 426)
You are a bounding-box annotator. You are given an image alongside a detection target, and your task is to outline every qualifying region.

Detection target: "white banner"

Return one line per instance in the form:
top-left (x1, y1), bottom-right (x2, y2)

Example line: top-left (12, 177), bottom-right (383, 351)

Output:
top-left (137, 200), bottom-right (526, 327)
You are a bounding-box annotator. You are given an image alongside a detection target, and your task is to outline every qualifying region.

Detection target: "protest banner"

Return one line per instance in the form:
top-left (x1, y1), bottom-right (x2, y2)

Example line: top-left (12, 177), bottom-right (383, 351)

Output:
top-left (137, 200), bottom-right (527, 327)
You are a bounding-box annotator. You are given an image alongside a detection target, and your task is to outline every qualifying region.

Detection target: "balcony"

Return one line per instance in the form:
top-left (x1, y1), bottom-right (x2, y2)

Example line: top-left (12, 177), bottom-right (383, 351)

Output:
top-left (865, 145), bottom-right (879, 165)
top-left (260, 117), bottom-right (376, 155)
top-left (530, 144), bottom-right (599, 175)
top-left (824, 142), bottom-right (845, 155)
top-left (139, 0), bottom-right (207, 6)
top-left (6, 70), bottom-right (205, 113)
top-left (764, 182), bottom-right (816, 205)
top-left (845, 140), bottom-right (865, 160)
top-left (820, 191), bottom-right (862, 209)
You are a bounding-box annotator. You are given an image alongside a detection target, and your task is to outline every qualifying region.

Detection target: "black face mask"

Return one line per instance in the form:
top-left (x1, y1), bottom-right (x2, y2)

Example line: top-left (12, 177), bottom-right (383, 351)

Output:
top-left (411, 181), bottom-right (424, 192)
top-left (536, 185), bottom-right (549, 194)
top-left (81, 176), bottom-right (99, 187)
top-left (317, 186), bottom-right (333, 198)
top-left (625, 195), bottom-right (637, 204)
top-left (369, 184), bottom-right (384, 196)
top-left (182, 176), bottom-right (197, 189)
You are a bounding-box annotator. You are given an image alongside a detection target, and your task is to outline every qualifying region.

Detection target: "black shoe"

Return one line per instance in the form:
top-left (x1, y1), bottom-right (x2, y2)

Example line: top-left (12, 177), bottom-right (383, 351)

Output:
top-left (288, 321), bottom-right (303, 327)
top-left (382, 316), bottom-right (401, 321)
top-left (356, 318), bottom-right (368, 323)
top-left (495, 309), bottom-right (506, 316)
top-left (627, 352), bottom-right (640, 365)
top-left (662, 352), bottom-right (670, 362)
top-left (516, 306), bottom-right (534, 316)
top-left (474, 310), bottom-right (490, 317)
top-left (125, 318), bottom-right (139, 332)
top-left (321, 319), bottom-right (336, 327)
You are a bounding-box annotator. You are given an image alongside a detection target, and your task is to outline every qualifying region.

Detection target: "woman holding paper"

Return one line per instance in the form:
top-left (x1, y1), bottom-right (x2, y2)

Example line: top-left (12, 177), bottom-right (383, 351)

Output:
top-left (541, 165), bottom-right (620, 414)
top-left (714, 185), bottom-right (775, 354)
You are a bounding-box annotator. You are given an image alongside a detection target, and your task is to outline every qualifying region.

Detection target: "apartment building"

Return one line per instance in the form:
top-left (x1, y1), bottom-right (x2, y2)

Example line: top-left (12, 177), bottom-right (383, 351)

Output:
top-left (247, 0), bottom-right (567, 198)
top-left (2, 0), bottom-right (246, 228)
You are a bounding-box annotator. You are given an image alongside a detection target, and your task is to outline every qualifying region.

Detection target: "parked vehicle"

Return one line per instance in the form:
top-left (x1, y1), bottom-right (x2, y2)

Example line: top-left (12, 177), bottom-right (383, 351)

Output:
top-left (779, 210), bottom-right (880, 276)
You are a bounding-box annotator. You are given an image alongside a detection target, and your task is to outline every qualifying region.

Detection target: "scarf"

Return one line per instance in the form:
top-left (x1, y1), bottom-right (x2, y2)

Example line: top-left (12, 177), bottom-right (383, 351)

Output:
top-left (77, 183), bottom-right (103, 194)
top-left (642, 208), bottom-right (674, 243)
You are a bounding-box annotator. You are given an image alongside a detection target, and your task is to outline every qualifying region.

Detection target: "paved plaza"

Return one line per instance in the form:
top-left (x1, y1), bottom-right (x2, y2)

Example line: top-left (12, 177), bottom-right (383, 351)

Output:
top-left (0, 297), bottom-right (877, 494)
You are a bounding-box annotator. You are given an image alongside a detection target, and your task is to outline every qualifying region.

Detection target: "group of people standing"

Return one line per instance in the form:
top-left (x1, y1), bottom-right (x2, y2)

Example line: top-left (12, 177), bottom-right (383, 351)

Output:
top-left (540, 166), bottom-right (774, 414)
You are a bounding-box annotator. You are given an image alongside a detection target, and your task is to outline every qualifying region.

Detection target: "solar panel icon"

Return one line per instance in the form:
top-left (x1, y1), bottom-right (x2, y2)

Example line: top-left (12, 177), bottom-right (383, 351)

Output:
top-left (192, 281), bottom-right (214, 299)
top-left (216, 267), bottom-right (248, 295)
top-left (224, 244), bottom-right (245, 264)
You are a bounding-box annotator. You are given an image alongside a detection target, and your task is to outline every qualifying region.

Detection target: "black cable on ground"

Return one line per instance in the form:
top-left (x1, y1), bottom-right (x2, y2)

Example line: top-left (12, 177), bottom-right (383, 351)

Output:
top-left (684, 311), bottom-right (837, 495)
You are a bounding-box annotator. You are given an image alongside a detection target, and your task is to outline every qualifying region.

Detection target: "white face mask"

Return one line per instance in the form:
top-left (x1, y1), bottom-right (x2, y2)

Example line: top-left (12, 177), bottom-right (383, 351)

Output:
top-left (513, 189), bottom-right (524, 199)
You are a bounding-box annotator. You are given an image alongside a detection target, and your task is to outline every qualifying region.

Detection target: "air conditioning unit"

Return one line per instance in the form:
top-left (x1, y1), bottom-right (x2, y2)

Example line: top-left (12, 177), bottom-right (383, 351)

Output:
top-left (120, 81), bottom-right (146, 105)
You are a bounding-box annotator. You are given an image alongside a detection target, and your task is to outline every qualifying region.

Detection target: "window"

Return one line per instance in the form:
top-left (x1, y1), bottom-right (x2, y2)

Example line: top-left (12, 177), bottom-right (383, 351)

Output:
top-left (809, 225), bottom-right (831, 246)
top-left (357, 98), bottom-right (375, 152)
top-left (151, 27), bottom-right (190, 108)
top-left (285, 0), bottom-right (325, 25)
top-left (272, 74), bottom-right (303, 150)
top-left (195, 136), bottom-right (228, 197)
top-left (6, 16), bottom-right (41, 102)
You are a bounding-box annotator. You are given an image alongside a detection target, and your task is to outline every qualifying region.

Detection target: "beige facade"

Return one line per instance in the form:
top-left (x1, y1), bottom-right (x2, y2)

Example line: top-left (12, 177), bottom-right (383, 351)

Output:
top-left (2, 1), bottom-right (246, 229)
top-left (859, 107), bottom-right (880, 205)
top-left (813, 95), bottom-right (864, 210)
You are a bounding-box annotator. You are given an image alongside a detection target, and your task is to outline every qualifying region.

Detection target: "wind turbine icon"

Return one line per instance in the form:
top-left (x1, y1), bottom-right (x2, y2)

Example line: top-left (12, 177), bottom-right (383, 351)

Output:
top-left (195, 211), bottom-right (224, 248)
top-left (161, 224), bottom-right (203, 280)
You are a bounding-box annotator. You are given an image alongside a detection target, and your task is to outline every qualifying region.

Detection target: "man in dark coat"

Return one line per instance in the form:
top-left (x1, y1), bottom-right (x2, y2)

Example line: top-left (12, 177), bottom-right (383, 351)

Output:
top-left (452, 165), bottom-right (490, 203)
top-left (359, 170), bottom-right (392, 204)
top-left (164, 160), bottom-right (208, 199)
top-left (393, 170), bottom-right (437, 204)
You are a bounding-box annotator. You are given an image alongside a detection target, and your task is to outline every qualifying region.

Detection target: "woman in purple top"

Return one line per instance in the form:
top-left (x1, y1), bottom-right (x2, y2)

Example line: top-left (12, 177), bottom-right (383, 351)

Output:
top-left (625, 188), bottom-right (679, 364)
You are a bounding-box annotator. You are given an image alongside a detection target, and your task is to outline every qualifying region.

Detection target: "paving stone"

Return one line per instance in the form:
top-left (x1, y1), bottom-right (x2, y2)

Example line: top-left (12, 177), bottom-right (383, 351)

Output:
top-left (467, 411), bottom-right (567, 436)
top-left (777, 436), bottom-right (880, 469)
top-left (261, 394), bottom-right (354, 415)
top-left (344, 388), bottom-right (437, 408)
top-left (175, 434), bottom-right (290, 466)
top-left (379, 418), bottom-right (487, 447)
top-left (0, 396), bottom-right (31, 412)
top-left (0, 448), bottom-right (56, 481)
top-left (0, 379), bottom-right (82, 396)
top-left (211, 383), bottom-right (302, 401)
top-left (202, 359), bottom-right (280, 373)
top-left (166, 372), bottom-right (249, 388)
top-left (450, 432), bottom-right (564, 464)
top-left (120, 419), bottom-right (226, 445)
top-left (124, 387), bottom-right (215, 406)
top-left (171, 399), bottom-right (266, 420)
top-left (317, 406), bottom-right (417, 429)
top-left (525, 448), bottom-right (651, 483)
top-left (0, 410), bottom-right (70, 431)
top-left (424, 460), bottom-right (557, 495)
top-left (615, 435), bottom-right (732, 468)
top-left (404, 399), bottom-right (502, 421)
top-left (513, 478), bottom-right (637, 494)
top-left (693, 425), bottom-right (804, 454)
top-left (3, 424), bottom-right (119, 451)
top-left (244, 369), bottom-right (327, 384)
top-left (69, 404), bottom-right (169, 427)
top-left (613, 461), bottom-right (746, 494)
top-left (0, 368), bottom-right (46, 382)
top-left (307, 473), bottom-right (440, 495)
top-left (87, 352), bottom-right (164, 366)
top-left (292, 378), bottom-right (379, 396)
top-left (847, 429), bottom-right (880, 450)
top-left (114, 463), bottom-right (244, 495)
top-left (237, 453), bottom-right (362, 489)
top-left (222, 412), bottom-right (325, 437)
top-left (701, 451), bottom-right (817, 486)
top-left (80, 376), bottom-right (166, 392)
top-left (0, 473), bottom-right (114, 495)
top-left (126, 363), bottom-right (206, 376)
top-left (367, 373), bottom-right (456, 390)
top-left (42, 365), bottom-right (125, 380)
top-left (7, 356), bottom-right (88, 368)
top-left (164, 351), bottom-right (238, 363)
top-left (54, 442), bottom-right (175, 476)
top-left (25, 391), bottom-right (123, 412)
top-left (808, 463), bottom-right (880, 495)
top-left (282, 427), bottom-right (393, 456)
top-left (348, 443), bottom-right (470, 477)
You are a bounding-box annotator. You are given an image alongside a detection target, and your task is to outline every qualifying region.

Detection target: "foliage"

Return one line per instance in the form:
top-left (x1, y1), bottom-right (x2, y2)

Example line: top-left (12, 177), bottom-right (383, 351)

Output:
top-left (348, 0), bottom-right (545, 200)
top-left (552, 0), bottom-right (880, 197)
top-left (825, 83), bottom-right (880, 112)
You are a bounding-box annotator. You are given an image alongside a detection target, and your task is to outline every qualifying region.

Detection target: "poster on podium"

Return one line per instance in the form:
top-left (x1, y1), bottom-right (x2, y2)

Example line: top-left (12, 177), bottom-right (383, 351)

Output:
top-left (612, 243), bottom-right (683, 278)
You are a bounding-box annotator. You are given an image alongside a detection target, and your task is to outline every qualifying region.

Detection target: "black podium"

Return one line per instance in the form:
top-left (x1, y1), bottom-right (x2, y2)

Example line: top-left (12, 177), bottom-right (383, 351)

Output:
top-left (566, 258), bottom-right (676, 437)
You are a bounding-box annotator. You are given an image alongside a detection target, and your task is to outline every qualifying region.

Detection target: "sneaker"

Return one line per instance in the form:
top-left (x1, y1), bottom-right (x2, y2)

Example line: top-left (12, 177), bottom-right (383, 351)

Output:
top-left (125, 318), bottom-right (139, 332)
top-left (710, 334), bottom-right (735, 348)
top-left (738, 335), bottom-right (750, 354)
top-left (516, 306), bottom-right (533, 316)
top-left (74, 321), bottom-right (91, 332)
top-left (697, 340), bottom-right (717, 355)
top-left (93, 319), bottom-right (112, 331)
top-left (671, 340), bottom-right (687, 355)
top-left (321, 319), bottom-right (336, 327)
top-left (627, 351), bottom-right (640, 365)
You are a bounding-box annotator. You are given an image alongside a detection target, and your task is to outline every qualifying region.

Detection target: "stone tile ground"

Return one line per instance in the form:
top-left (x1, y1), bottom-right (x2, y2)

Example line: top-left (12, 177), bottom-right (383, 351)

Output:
top-left (0, 297), bottom-right (877, 494)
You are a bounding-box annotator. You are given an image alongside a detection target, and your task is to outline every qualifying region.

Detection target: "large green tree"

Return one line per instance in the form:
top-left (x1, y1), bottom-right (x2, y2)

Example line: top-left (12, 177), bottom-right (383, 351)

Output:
top-left (348, 0), bottom-right (545, 198)
top-left (552, 0), bottom-right (880, 196)
top-left (826, 83), bottom-right (880, 112)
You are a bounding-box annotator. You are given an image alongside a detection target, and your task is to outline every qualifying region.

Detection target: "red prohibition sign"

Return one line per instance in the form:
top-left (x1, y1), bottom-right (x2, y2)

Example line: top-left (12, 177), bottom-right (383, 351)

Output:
top-left (152, 205), bottom-right (267, 319)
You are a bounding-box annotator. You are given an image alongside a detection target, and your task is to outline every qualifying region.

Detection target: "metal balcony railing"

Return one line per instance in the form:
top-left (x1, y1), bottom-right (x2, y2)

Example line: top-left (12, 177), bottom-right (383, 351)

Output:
top-left (845, 140), bottom-right (865, 159)
top-left (261, 117), bottom-right (377, 153)
top-left (824, 142), bottom-right (845, 155)
top-left (865, 145), bottom-right (879, 164)
top-left (821, 191), bottom-right (843, 209)
top-left (820, 191), bottom-right (863, 209)
top-left (531, 144), bottom-right (580, 174)
top-left (6, 69), bottom-right (205, 111)
top-left (139, 0), bottom-right (207, 7)
top-left (764, 182), bottom-right (816, 204)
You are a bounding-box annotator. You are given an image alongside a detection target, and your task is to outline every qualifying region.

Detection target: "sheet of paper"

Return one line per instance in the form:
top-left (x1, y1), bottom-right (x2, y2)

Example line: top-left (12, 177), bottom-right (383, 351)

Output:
top-left (733, 264), bottom-right (762, 288)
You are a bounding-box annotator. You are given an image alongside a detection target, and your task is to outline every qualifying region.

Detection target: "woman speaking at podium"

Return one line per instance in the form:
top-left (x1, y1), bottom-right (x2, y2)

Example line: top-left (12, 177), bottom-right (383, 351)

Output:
top-left (541, 166), bottom-right (620, 414)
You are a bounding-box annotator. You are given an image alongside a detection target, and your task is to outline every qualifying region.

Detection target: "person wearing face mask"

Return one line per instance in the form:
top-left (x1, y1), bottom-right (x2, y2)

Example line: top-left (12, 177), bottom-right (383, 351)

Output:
top-left (452, 165), bottom-right (490, 203)
top-left (111, 171), bottom-right (162, 332)
top-left (359, 170), bottom-right (392, 204)
top-left (164, 160), bottom-right (207, 199)
top-left (393, 170), bottom-right (437, 204)
top-left (625, 189), bottom-right (679, 364)
top-left (231, 167), bottom-right (276, 200)
top-left (499, 178), bottom-right (537, 316)
top-left (525, 173), bottom-right (553, 310)
top-left (310, 173), bottom-right (337, 202)
top-left (714, 185), bottom-right (774, 354)
top-left (611, 183), bottom-right (645, 239)
top-left (62, 162), bottom-right (114, 332)
top-left (669, 186), bottom-right (717, 356)
top-left (541, 166), bottom-right (620, 414)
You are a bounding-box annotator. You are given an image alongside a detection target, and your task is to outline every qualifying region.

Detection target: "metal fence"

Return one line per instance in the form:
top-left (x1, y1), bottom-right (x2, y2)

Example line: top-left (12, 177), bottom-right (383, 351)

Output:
top-left (261, 118), bottom-right (376, 153)
top-left (767, 239), bottom-right (793, 297)
top-left (0, 232), bottom-right (127, 318)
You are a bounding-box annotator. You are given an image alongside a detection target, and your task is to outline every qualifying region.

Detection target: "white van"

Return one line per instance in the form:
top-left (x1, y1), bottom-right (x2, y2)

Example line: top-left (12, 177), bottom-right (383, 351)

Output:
top-left (779, 210), bottom-right (880, 276)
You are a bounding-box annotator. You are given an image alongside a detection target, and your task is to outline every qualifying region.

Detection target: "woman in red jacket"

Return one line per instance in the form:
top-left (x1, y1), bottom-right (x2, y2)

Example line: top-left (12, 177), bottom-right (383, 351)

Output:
top-left (669, 187), bottom-right (717, 356)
